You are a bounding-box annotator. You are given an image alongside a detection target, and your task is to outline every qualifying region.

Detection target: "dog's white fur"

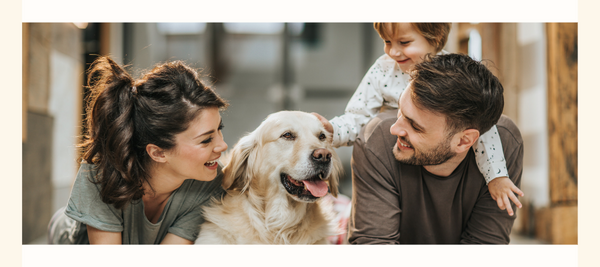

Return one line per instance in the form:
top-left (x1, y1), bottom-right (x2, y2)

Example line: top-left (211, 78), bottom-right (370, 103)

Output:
top-left (196, 111), bottom-right (343, 244)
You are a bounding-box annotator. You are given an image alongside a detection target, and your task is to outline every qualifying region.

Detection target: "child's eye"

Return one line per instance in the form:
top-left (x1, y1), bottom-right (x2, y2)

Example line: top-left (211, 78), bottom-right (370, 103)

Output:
top-left (400, 41), bottom-right (410, 45)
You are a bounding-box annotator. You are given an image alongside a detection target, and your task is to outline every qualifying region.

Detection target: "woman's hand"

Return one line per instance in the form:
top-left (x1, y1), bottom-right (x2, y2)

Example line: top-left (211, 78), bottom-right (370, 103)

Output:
top-left (488, 177), bottom-right (524, 216)
top-left (311, 112), bottom-right (333, 134)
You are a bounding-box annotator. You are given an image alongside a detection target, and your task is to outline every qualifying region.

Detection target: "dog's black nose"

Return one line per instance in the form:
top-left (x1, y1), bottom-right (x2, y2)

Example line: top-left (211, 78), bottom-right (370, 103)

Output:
top-left (312, 148), bottom-right (331, 163)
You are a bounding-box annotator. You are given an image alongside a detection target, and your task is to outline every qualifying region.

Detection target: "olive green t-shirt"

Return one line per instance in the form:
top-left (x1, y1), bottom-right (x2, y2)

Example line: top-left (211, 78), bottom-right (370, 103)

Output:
top-left (52, 163), bottom-right (225, 244)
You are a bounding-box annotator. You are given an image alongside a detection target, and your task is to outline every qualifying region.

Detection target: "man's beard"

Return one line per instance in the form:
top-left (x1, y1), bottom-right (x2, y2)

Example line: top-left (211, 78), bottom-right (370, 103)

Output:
top-left (392, 136), bottom-right (456, 166)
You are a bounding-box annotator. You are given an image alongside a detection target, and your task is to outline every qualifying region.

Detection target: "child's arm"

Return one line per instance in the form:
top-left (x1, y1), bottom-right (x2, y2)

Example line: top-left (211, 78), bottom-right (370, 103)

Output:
top-left (329, 63), bottom-right (401, 147)
top-left (474, 125), bottom-right (524, 216)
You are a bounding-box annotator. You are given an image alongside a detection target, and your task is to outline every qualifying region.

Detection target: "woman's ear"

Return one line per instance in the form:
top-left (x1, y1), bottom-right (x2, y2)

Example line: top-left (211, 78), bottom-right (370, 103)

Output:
top-left (455, 129), bottom-right (480, 154)
top-left (146, 144), bottom-right (167, 163)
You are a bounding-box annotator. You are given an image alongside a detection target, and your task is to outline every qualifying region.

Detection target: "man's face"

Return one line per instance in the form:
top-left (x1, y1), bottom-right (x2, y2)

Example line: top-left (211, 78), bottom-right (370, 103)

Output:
top-left (390, 84), bottom-right (457, 165)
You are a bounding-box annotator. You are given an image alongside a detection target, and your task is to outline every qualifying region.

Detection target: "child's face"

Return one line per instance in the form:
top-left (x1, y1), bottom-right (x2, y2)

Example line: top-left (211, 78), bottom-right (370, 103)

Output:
top-left (381, 23), bottom-right (437, 73)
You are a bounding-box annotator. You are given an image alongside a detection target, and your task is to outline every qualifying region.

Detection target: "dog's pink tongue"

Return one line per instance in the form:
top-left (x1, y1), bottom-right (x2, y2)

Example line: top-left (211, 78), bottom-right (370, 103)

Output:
top-left (302, 180), bottom-right (328, 197)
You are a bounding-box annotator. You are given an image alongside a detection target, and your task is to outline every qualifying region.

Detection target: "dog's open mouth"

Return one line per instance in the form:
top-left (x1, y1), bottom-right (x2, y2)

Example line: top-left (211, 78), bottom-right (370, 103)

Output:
top-left (280, 172), bottom-right (328, 200)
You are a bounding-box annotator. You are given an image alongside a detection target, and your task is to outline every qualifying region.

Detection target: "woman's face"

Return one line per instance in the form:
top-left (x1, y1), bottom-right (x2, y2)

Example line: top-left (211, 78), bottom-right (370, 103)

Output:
top-left (162, 107), bottom-right (228, 182)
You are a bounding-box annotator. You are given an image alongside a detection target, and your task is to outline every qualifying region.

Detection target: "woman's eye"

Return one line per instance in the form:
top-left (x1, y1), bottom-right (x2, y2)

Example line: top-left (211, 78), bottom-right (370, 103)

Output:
top-left (281, 132), bottom-right (295, 140)
top-left (201, 137), bottom-right (213, 144)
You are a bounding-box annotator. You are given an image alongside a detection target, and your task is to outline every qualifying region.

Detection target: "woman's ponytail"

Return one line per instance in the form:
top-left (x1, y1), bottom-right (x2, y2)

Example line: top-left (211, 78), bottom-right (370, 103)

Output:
top-left (82, 56), bottom-right (144, 209)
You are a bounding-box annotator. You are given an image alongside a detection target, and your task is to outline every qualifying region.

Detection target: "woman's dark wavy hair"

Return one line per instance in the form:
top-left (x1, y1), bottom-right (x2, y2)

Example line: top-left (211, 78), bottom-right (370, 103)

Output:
top-left (409, 53), bottom-right (504, 135)
top-left (81, 56), bottom-right (228, 209)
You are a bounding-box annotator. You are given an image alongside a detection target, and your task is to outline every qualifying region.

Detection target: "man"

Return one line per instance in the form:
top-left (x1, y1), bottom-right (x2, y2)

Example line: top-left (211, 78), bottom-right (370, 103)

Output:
top-left (347, 53), bottom-right (523, 244)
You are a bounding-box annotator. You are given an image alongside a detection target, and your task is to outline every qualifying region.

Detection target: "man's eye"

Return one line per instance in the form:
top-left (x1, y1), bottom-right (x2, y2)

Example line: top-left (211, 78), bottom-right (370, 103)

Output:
top-left (281, 132), bottom-right (295, 140)
top-left (411, 124), bottom-right (422, 132)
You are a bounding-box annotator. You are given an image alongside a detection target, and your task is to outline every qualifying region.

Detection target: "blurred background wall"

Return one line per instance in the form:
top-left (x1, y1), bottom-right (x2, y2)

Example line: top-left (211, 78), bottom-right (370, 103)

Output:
top-left (22, 22), bottom-right (577, 244)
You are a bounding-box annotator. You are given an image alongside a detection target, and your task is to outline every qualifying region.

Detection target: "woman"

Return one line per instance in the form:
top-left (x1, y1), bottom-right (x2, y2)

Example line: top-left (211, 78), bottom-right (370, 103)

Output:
top-left (47, 56), bottom-right (228, 244)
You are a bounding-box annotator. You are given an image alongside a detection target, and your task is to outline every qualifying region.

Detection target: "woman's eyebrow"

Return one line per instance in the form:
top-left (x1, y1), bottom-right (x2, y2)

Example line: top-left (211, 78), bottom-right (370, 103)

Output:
top-left (194, 130), bottom-right (215, 140)
top-left (193, 119), bottom-right (222, 140)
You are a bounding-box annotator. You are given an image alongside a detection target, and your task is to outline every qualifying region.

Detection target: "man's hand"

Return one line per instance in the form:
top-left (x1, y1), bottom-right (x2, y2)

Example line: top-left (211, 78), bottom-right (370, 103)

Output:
top-left (311, 112), bottom-right (333, 134)
top-left (488, 177), bottom-right (524, 216)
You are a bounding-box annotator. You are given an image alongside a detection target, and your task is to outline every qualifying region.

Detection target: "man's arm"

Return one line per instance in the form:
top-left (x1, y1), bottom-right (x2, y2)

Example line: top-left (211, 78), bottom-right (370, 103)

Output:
top-left (460, 115), bottom-right (524, 244)
top-left (348, 116), bottom-right (402, 244)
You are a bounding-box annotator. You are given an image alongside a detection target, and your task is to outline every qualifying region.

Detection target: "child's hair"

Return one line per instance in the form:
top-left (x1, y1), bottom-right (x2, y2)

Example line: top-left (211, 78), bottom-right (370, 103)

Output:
top-left (81, 56), bottom-right (228, 209)
top-left (373, 23), bottom-right (452, 52)
top-left (409, 53), bottom-right (504, 135)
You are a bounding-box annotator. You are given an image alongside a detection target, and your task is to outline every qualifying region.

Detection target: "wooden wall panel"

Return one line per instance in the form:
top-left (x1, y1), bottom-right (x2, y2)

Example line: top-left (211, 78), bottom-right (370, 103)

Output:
top-left (23, 23), bottom-right (29, 142)
top-left (546, 23), bottom-right (578, 204)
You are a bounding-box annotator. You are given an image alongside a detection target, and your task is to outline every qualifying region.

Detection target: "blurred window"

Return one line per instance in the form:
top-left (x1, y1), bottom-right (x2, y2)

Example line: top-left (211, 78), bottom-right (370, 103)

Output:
top-left (468, 23), bottom-right (482, 60)
top-left (223, 23), bottom-right (304, 35)
top-left (157, 23), bottom-right (207, 35)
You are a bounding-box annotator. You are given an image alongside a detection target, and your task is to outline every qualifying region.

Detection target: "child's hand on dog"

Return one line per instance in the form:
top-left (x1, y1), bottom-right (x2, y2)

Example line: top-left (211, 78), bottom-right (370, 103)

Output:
top-left (311, 113), bottom-right (333, 134)
top-left (488, 177), bottom-right (524, 216)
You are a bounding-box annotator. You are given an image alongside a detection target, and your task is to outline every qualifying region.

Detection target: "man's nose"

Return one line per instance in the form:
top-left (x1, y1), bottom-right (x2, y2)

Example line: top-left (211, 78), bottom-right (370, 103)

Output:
top-left (390, 119), bottom-right (407, 137)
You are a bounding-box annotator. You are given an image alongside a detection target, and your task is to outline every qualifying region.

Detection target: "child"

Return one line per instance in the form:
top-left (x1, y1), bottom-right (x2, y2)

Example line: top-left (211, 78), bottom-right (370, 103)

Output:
top-left (314, 23), bottom-right (523, 216)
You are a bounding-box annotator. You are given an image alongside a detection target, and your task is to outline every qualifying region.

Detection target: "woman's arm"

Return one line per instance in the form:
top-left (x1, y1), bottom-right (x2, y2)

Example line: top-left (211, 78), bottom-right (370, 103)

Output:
top-left (87, 225), bottom-right (122, 244)
top-left (161, 233), bottom-right (193, 244)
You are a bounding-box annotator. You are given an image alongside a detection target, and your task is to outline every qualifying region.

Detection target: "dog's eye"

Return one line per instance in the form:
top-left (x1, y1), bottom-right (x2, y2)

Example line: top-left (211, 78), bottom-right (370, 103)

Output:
top-left (319, 132), bottom-right (327, 141)
top-left (281, 132), bottom-right (295, 140)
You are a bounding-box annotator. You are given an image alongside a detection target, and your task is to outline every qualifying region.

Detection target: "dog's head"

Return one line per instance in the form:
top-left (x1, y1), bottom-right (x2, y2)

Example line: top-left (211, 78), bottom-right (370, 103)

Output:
top-left (222, 111), bottom-right (342, 202)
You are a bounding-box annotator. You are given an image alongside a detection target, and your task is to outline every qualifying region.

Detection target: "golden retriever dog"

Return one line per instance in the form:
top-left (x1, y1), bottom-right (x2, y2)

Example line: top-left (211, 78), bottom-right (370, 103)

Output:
top-left (196, 111), bottom-right (343, 244)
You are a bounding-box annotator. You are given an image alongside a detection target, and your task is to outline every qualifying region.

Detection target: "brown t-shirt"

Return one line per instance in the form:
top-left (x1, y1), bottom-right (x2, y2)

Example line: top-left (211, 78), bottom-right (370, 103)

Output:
top-left (348, 110), bottom-right (524, 244)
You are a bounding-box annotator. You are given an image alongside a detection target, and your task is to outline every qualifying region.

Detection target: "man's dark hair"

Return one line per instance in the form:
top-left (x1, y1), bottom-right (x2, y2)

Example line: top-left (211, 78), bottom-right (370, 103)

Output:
top-left (409, 53), bottom-right (504, 135)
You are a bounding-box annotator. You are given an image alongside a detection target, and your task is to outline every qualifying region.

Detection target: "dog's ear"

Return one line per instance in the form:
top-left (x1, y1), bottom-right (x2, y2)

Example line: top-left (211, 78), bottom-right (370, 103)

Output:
top-left (222, 132), bottom-right (257, 192)
top-left (327, 150), bottom-right (343, 198)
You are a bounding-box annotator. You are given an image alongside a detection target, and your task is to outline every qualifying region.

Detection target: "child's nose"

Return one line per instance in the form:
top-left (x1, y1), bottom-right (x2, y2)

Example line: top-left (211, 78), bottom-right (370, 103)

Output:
top-left (390, 45), bottom-right (402, 56)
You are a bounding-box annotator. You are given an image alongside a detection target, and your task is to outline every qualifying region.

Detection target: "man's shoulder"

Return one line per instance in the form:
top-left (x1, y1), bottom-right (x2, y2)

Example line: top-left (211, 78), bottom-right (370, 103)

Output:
top-left (496, 115), bottom-right (523, 148)
top-left (360, 109), bottom-right (397, 145)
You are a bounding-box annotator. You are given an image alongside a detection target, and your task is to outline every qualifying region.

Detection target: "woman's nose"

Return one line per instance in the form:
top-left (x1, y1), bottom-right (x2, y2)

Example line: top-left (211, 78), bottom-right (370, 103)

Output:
top-left (215, 136), bottom-right (228, 153)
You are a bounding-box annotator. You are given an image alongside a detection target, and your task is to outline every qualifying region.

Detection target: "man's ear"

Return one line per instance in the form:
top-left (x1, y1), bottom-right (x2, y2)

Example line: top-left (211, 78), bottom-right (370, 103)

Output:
top-left (146, 144), bottom-right (167, 163)
top-left (455, 129), bottom-right (480, 154)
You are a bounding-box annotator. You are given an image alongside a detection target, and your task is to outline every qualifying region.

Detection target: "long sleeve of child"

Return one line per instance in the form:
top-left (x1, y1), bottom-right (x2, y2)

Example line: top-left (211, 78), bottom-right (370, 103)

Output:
top-left (473, 125), bottom-right (510, 184)
top-left (329, 55), bottom-right (408, 147)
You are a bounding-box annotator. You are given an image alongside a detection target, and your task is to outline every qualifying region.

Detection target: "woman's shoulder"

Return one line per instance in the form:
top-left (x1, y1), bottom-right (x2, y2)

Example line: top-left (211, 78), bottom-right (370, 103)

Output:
top-left (74, 162), bottom-right (100, 183)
